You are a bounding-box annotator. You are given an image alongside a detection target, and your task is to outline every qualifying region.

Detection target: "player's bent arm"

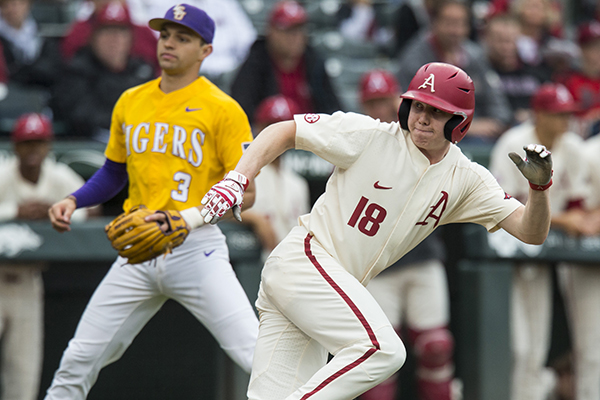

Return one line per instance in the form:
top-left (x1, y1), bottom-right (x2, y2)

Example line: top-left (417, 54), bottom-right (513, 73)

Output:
top-left (199, 121), bottom-right (296, 225)
top-left (497, 188), bottom-right (551, 245)
top-left (235, 120), bottom-right (297, 180)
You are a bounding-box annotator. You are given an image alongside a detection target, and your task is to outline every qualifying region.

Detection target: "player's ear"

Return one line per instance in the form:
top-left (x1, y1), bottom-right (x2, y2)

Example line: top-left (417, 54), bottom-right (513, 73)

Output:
top-left (199, 43), bottom-right (213, 61)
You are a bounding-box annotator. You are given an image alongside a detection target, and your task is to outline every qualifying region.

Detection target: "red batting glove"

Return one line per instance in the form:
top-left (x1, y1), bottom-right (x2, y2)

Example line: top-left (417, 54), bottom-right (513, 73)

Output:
top-left (201, 171), bottom-right (249, 224)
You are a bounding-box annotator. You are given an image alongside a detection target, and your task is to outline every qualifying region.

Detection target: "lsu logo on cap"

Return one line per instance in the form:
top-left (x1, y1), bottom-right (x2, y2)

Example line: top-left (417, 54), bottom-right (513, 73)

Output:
top-left (173, 4), bottom-right (187, 20)
top-left (418, 73), bottom-right (436, 93)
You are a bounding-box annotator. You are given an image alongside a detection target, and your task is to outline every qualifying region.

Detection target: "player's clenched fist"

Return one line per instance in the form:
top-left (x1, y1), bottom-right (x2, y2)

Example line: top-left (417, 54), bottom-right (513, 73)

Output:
top-left (508, 144), bottom-right (553, 190)
top-left (201, 171), bottom-right (249, 224)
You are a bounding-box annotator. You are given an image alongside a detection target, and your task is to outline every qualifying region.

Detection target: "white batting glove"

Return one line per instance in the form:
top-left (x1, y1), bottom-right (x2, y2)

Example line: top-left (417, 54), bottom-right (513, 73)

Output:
top-left (201, 171), bottom-right (249, 224)
top-left (508, 144), bottom-right (553, 190)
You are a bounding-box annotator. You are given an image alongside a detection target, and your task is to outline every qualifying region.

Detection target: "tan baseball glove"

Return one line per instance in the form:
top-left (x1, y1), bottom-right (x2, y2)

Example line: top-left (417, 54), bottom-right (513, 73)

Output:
top-left (105, 205), bottom-right (190, 264)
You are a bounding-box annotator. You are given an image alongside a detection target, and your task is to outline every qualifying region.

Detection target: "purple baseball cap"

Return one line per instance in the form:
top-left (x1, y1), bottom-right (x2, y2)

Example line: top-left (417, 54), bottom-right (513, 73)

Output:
top-left (148, 4), bottom-right (215, 44)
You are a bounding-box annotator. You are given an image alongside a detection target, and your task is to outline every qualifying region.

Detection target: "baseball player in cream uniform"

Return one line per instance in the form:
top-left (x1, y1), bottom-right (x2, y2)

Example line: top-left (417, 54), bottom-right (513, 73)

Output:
top-left (0, 114), bottom-right (86, 400)
top-left (45, 5), bottom-right (258, 399)
top-left (197, 62), bottom-right (553, 400)
top-left (490, 83), bottom-right (599, 400)
top-left (357, 69), bottom-right (456, 400)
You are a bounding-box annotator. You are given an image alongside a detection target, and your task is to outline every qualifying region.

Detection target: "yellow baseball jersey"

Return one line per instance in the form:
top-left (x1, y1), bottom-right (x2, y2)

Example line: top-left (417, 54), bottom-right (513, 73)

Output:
top-left (105, 76), bottom-right (252, 212)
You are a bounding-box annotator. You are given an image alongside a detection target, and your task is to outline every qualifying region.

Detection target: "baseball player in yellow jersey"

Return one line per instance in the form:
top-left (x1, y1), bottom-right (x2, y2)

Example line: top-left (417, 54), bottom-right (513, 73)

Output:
top-left (197, 62), bottom-right (553, 400)
top-left (45, 4), bottom-right (258, 398)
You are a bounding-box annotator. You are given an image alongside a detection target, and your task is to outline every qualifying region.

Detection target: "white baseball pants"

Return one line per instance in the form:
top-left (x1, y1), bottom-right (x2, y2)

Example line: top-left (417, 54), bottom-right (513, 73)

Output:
top-left (44, 226), bottom-right (258, 400)
top-left (248, 226), bottom-right (406, 400)
top-left (558, 264), bottom-right (600, 400)
top-left (0, 265), bottom-right (43, 400)
top-left (511, 263), bottom-right (555, 400)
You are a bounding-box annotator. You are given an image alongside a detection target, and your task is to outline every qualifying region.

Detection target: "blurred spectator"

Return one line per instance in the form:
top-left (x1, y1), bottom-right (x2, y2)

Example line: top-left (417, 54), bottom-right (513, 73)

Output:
top-left (358, 69), bottom-right (401, 123)
top-left (242, 95), bottom-right (310, 260)
top-left (357, 69), bottom-right (456, 400)
top-left (61, 0), bottom-right (159, 75)
top-left (560, 21), bottom-right (600, 138)
top-left (487, 0), bottom-right (563, 38)
top-left (391, 0), bottom-right (438, 57)
top-left (482, 14), bottom-right (552, 125)
top-left (489, 83), bottom-right (598, 400)
top-left (336, 0), bottom-right (393, 48)
top-left (0, 0), bottom-right (60, 88)
top-left (509, 0), bottom-right (575, 75)
top-left (398, 0), bottom-right (512, 143)
top-left (231, 0), bottom-right (342, 120)
top-left (50, 2), bottom-right (154, 142)
top-left (73, 0), bottom-right (255, 84)
top-left (0, 113), bottom-right (86, 400)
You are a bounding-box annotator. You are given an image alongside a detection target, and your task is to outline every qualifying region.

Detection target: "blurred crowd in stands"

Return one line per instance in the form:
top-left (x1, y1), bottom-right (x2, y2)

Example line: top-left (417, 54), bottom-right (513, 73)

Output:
top-left (3, 0), bottom-right (600, 399)
top-left (0, 0), bottom-right (596, 144)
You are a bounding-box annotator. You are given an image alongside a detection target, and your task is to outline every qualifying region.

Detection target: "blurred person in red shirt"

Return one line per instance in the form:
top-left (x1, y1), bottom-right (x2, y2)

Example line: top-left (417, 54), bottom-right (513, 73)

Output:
top-left (51, 1), bottom-right (154, 141)
top-left (231, 0), bottom-right (342, 121)
top-left (61, 0), bottom-right (158, 75)
top-left (559, 21), bottom-right (600, 138)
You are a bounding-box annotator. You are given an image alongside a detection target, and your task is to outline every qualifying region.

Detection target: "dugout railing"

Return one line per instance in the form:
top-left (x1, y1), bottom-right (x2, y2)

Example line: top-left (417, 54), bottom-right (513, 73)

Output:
top-left (0, 218), bottom-right (259, 400)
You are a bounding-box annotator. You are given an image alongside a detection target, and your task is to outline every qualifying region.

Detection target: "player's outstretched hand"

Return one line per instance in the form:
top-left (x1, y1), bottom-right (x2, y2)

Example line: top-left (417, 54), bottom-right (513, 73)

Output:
top-left (508, 144), bottom-right (553, 188)
top-left (201, 171), bottom-right (249, 225)
top-left (48, 196), bottom-right (77, 233)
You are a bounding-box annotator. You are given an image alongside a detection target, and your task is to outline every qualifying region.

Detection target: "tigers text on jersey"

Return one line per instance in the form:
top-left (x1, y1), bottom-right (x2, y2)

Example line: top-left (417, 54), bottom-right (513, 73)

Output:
top-left (105, 76), bottom-right (253, 212)
top-left (294, 112), bottom-right (522, 284)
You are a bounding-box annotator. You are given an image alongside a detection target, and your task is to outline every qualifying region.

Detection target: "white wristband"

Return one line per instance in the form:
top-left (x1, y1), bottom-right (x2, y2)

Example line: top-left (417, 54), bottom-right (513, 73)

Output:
top-left (180, 207), bottom-right (205, 230)
top-left (225, 171), bottom-right (249, 191)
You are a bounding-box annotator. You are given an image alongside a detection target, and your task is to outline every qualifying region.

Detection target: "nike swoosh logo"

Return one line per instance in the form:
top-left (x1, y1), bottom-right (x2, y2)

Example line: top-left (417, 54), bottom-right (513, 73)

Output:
top-left (204, 250), bottom-right (215, 257)
top-left (186, 107), bottom-right (202, 112)
top-left (374, 181), bottom-right (392, 190)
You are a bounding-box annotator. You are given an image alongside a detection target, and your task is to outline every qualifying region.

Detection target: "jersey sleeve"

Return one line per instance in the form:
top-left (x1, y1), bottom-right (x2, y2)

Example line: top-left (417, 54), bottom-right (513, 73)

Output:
top-left (294, 111), bottom-right (375, 169)
top-left (216, 100), bottom-right (253, 172)
top-left (446, 163), bottom-right (522, 232)
top-left (104, 91), bottom-right (129, 163)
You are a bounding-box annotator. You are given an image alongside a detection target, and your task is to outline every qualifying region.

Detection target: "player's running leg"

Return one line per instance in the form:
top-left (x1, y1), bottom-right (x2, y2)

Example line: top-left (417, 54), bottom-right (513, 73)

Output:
top-left (248, 227), bottom-right (406, 400)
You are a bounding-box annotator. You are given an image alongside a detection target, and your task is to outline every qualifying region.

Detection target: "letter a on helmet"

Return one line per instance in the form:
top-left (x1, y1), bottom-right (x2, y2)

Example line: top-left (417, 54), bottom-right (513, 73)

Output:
top-left (398, 62), bottom-right (475, 143)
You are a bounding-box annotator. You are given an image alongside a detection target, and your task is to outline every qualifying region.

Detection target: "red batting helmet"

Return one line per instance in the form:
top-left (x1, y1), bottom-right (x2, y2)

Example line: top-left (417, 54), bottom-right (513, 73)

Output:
top-left (11, 113), bottom-right (53, 143)
top-left (398, 62), bottom-right (475, 143)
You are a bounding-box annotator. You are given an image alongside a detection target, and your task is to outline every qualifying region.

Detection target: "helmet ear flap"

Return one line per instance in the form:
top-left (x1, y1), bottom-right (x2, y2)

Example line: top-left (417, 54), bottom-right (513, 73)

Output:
top-left (444, 115), bottom-right (462, 142)
top-left (398, 99), bottom-right (411, 130)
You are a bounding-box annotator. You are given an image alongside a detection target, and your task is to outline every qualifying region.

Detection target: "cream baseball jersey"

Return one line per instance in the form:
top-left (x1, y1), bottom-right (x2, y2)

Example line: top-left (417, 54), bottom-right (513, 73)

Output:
top-left (294, 112), bottom-right (522, 284)
top-left (105, 76), bottom-right (253, 212)
top-left (584, 134), bottom-right (600, 209)
top-left (490, 122), bottom-right (588, 213)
